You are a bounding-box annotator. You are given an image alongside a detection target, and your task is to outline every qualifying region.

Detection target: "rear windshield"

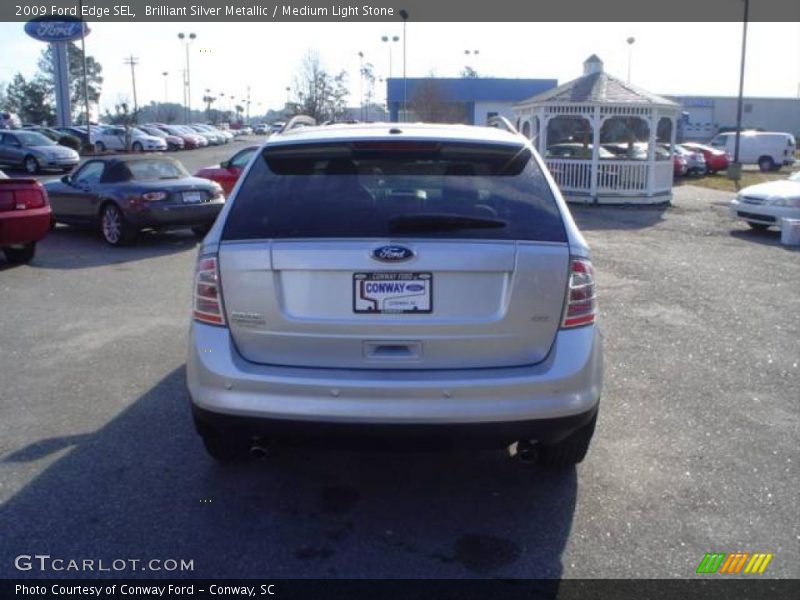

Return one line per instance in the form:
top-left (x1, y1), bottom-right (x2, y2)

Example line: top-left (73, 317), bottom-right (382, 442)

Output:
top-left (120, 159), bottom-right (187, 181)
top-left (222, 141), bottom-right (566, 242)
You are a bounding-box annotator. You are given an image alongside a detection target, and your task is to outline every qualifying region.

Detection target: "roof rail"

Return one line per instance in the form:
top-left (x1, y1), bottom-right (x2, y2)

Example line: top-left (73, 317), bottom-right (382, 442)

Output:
top-left (320, 119), bottom-right (361, 126)
top-left (487, 115), bottom-right (520, 136)
top-left (279, 115), bottom-right (316, 134)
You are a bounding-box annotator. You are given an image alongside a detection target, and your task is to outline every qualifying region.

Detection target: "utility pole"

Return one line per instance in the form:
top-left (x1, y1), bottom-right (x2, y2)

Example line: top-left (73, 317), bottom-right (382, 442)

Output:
top-left (731, 0), bottom-right (749, 182)
top-left (123, 55), bottom-right (139, 122)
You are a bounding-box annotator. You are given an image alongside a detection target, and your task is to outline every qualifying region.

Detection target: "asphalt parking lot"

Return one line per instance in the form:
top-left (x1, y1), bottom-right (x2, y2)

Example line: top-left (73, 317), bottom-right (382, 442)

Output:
top-left (0, 143), bottom-right (797, 579)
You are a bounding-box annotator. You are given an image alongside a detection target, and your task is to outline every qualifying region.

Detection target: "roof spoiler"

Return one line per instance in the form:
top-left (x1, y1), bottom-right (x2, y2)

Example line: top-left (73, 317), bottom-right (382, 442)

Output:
top-left (280, 115), bottom-right (317, 134)
top-left (487, 115), bottom-right (520, 136)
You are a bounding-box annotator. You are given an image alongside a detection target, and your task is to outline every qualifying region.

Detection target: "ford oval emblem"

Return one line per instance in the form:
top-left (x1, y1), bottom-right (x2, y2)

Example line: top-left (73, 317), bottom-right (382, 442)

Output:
top-left (25, 18), bottom-right (90, 43)
top-left (372, 245), bottom-right (414, 262)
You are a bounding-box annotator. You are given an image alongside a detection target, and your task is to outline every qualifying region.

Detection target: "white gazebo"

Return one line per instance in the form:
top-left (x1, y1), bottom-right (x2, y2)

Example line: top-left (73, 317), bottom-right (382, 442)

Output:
top-left (514, 55), bottom-right (681, 204)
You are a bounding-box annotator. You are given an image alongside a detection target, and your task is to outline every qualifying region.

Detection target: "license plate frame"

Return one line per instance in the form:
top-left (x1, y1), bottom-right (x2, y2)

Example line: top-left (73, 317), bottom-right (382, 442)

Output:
top-left (353, 272), bottom-right (433, 314)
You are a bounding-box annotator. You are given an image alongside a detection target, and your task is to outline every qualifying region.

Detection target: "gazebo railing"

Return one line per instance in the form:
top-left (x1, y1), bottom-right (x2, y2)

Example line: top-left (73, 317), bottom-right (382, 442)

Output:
top-left (544, 159), bottom-right (672, 196)
top-left (596, 160), bottom-right (648, 194)
top-left (545, 159), bottom-right (593, 191)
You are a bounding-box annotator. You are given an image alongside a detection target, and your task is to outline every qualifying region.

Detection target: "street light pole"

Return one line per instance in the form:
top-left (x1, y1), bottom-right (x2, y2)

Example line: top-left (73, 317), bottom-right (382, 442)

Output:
top-left (162, 71), bottom-right (169, 103)
top-left (178, 32), bottom-right (196, 123)
top-left (246, 86), bottom-right (251, 124)
top-left (399, 10), bottom-right (409, 122)
top-left (464, 49), bottom-right (480, 76)
top-left (626, 37), bottom-right (635, 83)
top-left (358, 51), bottom-right (364, 121)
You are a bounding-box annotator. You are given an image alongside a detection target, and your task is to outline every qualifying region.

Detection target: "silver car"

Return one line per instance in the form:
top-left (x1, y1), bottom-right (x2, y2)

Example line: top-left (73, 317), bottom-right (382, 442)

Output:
top-left (186, 122), bottom-right (603, 468)
top-left (0, 130), bottom-right (80, 174)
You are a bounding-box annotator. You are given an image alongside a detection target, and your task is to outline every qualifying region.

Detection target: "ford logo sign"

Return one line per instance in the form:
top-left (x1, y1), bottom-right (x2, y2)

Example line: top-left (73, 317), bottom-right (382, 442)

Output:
top-left (372, 245), bottom-right (414, 262)
top-left (25, 18), bottom-right (90, 43)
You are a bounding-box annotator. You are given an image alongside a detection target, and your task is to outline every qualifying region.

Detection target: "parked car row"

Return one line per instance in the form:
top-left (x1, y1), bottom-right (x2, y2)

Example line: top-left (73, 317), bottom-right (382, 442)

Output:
top-left (545, 141), bottom-right (731, 177)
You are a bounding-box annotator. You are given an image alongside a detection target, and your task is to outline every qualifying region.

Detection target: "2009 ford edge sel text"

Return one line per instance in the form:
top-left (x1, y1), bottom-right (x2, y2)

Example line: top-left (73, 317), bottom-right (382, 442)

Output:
top-left (186, 120), bottom-right (603, 469)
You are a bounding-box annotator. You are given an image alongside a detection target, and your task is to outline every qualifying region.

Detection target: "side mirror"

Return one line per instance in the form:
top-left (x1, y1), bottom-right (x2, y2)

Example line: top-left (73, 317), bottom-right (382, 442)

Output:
top-left (220, 160), bottom-right (230, 169)
top-left (61, 174), bottom-right (72, 185)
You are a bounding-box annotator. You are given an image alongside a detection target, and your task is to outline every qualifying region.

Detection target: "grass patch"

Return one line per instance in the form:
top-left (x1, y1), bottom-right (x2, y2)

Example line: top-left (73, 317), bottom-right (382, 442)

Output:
top-left (674, 167), bottom-right (794, 193)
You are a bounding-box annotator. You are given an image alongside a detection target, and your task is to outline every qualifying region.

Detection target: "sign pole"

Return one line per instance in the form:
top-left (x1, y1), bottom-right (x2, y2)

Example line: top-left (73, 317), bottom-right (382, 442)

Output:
top-left (53, 41), bottom-right (72, 127)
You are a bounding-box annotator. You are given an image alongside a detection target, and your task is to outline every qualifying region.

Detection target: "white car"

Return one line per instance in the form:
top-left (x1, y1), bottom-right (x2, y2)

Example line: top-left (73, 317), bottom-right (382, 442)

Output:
top-left (93, 126), bottom-right (167, 153)
top-left (729, 171), bottom-right (800, 230)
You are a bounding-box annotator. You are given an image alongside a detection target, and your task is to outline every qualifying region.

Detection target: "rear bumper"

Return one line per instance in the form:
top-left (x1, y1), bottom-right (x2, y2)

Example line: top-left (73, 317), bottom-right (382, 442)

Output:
top-left (192, 403), bottom-right (598, 448)
top-left (127, 201), bottom-right (224, 229)
top-left (186, 323), bottom-right (603, 447)
top-left (0, 207), bottom-right (52, 246)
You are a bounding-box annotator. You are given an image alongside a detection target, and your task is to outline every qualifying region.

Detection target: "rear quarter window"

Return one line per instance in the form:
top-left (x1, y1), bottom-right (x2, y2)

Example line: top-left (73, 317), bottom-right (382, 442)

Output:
top-left (222, 141), bottom-right (567, 243)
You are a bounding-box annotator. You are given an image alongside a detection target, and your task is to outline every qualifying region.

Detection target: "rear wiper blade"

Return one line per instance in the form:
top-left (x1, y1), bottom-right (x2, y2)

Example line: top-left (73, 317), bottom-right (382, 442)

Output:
top-left (388, 213), bottom-right (507, 232)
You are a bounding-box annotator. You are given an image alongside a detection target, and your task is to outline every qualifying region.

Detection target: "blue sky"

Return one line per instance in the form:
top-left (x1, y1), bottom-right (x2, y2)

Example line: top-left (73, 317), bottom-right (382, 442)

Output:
top-left (1, 21), bottom-right (798, 115)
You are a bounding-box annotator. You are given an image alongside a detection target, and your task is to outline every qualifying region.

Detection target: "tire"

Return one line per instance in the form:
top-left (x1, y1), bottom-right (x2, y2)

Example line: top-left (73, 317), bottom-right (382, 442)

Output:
top-left (100, 203), bottom-right (136, 246)
top-left (758, 156), bottom-right (775, 172)
top-left (747, 222), bottom-right (770, 231)
top-left (132, 142), bottom-right (143, 153)
top-left (95, 141), bottom-right (106, 153)
top-left (201, 434), bottom-right (250, 462)
top-left (3, 242), bottom-right (36, 264)
top-left (191, 224), bottom-right (212, 237)
top-left (23, 155), bottom-right (40, 174)
top-left (536, 411), bottom-right (598, 470)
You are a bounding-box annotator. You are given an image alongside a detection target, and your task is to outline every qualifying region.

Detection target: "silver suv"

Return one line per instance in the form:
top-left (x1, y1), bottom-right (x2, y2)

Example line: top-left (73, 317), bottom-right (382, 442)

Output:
top-left (186, 121), bottom-right (603, 468)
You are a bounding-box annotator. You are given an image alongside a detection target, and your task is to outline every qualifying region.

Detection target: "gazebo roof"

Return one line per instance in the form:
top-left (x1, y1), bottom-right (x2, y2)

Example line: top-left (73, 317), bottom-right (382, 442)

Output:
top-left (515, 56), bottom-right (679, 109)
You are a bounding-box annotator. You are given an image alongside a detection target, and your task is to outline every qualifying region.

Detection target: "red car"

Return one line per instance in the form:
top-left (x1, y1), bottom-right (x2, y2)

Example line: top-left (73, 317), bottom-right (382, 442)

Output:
top-left (0, 172), bottom-right (52, 264)
top-left (673, 153), bottom-right (688, 177)
top-left (681, 142), bottom-right (731, 174)
top-left (194, 145), bottom-right (258, 196)
top-left (160, 125), bottom-right (207, 150)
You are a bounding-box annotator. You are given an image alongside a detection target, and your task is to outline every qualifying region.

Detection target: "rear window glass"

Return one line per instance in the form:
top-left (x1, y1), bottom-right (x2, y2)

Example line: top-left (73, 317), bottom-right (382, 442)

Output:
top-left (222, 141), bottom-right (566, 242)
top-left (127, 160), bottom-right (187, 181)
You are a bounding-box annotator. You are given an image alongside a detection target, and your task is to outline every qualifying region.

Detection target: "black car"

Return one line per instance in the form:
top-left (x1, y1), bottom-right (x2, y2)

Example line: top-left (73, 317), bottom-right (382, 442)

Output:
top-left (44, 156), bottom-right (224, 246)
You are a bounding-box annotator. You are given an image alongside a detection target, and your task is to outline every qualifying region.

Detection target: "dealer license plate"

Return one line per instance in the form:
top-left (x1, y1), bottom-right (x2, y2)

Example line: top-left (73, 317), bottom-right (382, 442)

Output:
top-left (353, 272), bottom-right (432, 314)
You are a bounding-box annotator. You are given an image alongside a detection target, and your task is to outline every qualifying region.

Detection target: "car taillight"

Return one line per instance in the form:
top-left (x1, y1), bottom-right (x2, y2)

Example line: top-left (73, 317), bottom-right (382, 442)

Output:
top-left (193, 254), bottom-right (226, 326)
top-left (142, 191), bottom-right (169, 202)
top-left (562, 257), bottom-right (596, 328)
top-left (0, 188), bottom-right (47, 211)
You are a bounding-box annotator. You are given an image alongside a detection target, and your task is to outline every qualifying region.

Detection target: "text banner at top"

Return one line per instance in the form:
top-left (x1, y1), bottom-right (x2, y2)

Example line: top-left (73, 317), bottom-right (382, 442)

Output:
top-left (4, 0), bottom-right (800, 22)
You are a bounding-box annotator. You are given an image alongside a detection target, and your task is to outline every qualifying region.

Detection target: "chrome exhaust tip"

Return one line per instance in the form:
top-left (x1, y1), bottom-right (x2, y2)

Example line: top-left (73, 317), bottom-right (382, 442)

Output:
top-left (249, 444), bottom-right (270, 459)
top-left (513, 440), bottom-right (538, 463)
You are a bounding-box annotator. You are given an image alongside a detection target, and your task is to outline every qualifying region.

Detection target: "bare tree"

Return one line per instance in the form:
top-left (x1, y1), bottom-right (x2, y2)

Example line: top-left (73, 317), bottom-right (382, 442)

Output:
top-left (408, 80), bottom-right (467, 123)
top-left (290, 50), bottom-right (349, 122)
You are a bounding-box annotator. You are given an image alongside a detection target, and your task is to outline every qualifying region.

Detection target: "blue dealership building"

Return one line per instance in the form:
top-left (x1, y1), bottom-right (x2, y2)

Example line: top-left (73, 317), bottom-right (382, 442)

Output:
top-left (386, 77), bottom-right (558, 125)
